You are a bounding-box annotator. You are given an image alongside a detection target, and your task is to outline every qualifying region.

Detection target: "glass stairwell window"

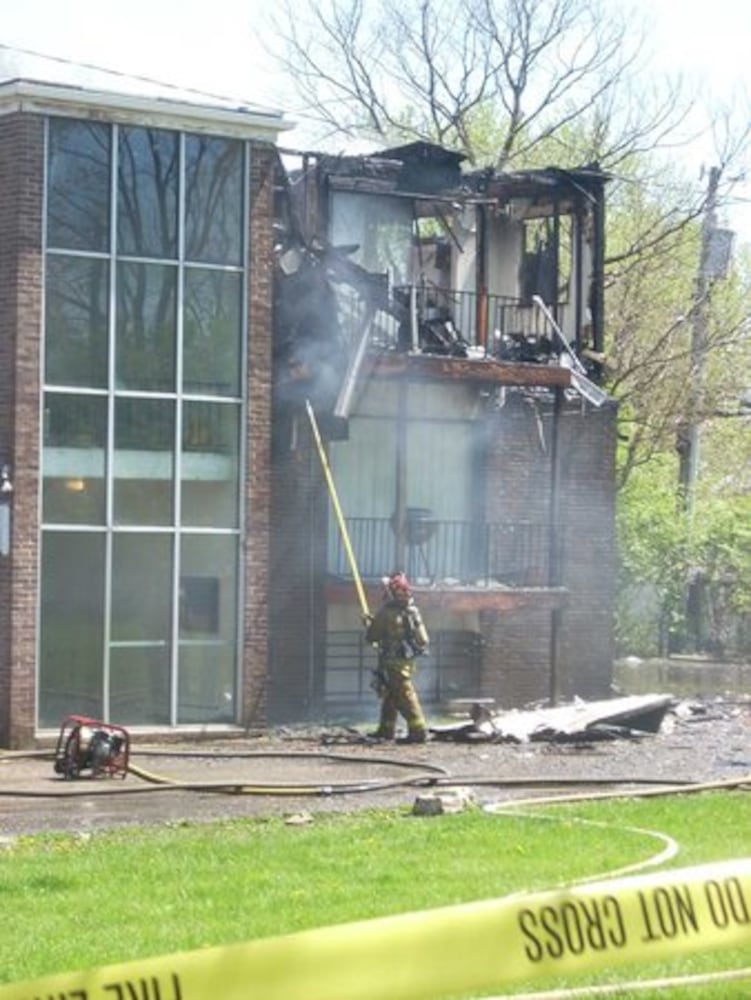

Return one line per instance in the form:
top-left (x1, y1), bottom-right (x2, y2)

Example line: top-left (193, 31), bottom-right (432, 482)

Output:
top-left (39, 117), bottom-right (247, 728)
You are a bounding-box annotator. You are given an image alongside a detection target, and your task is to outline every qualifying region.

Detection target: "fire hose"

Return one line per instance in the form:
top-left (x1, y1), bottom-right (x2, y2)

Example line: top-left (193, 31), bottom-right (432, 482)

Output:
top-left (1, 744), bottom-right (749, 800)
top-left (305, 399), bottom-right (371, 618)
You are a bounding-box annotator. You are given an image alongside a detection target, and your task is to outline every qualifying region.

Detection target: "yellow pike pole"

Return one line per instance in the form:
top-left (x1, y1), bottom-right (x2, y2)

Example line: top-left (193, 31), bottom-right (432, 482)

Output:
top-left (305, 400), bottom-right (371, 618)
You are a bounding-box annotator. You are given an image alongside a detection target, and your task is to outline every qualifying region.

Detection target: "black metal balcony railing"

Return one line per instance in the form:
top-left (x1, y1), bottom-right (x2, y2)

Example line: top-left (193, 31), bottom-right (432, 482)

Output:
top-left (324, 629), bottom-right (483, 708)
top-left (329, 517), bottom-right (559, 587)
top-left (340, 284), bottom-right (560, 362)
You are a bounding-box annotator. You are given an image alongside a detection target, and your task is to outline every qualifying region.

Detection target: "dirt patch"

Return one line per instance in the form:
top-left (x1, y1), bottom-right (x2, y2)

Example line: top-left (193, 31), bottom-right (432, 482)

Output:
top-left (1, 699), bottom-right (749, 838)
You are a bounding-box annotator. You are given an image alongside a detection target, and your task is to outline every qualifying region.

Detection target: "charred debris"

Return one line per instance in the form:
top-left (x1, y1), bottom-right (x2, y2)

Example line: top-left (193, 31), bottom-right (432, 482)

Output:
top-left (431, 694), bottom-right (674, 744)
top-left (271, 140), bottom-right (611, 443)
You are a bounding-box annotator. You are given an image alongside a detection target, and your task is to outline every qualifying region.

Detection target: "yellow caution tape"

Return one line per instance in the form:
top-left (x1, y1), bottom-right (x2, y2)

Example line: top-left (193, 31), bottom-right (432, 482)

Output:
top-left (2, 859), bottom-right (749, 1000)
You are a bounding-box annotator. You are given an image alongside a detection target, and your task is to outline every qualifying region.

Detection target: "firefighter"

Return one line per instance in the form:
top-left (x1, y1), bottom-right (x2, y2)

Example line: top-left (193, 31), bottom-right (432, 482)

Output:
top-left (364, 571), bottom-right (430, 743)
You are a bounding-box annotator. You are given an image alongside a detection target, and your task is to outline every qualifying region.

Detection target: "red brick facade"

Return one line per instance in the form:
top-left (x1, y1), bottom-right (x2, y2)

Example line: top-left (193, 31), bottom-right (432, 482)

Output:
top-left (481, 395), bottom-right (617, 706)
top-left (241, 144), bottom-right (277, 728)
top-left (0, 114), bottom-right (44, 748)
top-left (267, 420), bottom-right (330, 719)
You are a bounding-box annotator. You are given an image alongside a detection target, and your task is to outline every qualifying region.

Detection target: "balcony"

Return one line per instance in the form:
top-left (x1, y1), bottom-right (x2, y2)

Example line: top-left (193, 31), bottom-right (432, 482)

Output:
top-left (329, 516), bottom-right (560, 589)
top-left (339, 283), bottom-right (560, 363)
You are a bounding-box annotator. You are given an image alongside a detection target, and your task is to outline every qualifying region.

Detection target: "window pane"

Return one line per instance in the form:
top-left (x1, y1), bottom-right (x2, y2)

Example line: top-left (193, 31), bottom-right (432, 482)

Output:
top-left (183, 268), bottom-right (242, 395)
top-left (110, 534), bottom-right (172, 722)
top-left (42, 393), bottom-right (107, 524)
top-left (110, 646), bottom-right (170, 725)
top-left (116, 262), bottom-right (176, 391)
top-left (331, 192), bottom-right (413, 283)
top-left (178, 645), bottom-right (235, 723)
top-left (47, 118), bottom-right (110, 252)
top-left (38, 532), bottom-right (105, 727)
top-left (178, 534), bottom-right (237, 723)
top-left (111, 533), bottom-right (172, 641)
top-left (185, 135), bottom-right (243, 265)
top-left (114, 398), bottom-right (174, 525)
top-left (181, 401), bottom-right (239, 527)
top-left (45, 256), bottom-right (109, 387)
top-left (117, 127), bottom-right (178, 258)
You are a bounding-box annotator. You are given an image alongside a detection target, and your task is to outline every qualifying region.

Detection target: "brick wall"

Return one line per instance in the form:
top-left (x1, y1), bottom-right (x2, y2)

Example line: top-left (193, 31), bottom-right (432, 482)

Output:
top-left (480, 608), bottom-right (553, 705)
top-left (485, 392), bottom-right (553, 527)
top-left (0, 114), bottom-right (44, 748)
top-left (242, 144), bottom-right (277, 727)
top-left (268, 419), bottom-right (329, 722)
top-left (556, 403), bottom-right (617, 699)
top-left (481, 393), bottom-right (617, 706)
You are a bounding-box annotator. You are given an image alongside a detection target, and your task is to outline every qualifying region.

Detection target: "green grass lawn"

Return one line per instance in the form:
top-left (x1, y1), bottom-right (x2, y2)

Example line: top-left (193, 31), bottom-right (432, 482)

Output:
top-left (1, 790), bottom-right (749, 998)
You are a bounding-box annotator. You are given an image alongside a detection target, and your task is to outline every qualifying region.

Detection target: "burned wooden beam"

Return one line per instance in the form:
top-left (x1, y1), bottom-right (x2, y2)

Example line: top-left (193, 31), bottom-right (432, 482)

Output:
top-left (367, 353), bottom-right (574, 388)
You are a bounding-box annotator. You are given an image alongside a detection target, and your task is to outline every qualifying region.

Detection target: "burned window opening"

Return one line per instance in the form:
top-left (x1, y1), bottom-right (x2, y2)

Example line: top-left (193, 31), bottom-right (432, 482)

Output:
top-left (520, 214), bottom-right (572, 307)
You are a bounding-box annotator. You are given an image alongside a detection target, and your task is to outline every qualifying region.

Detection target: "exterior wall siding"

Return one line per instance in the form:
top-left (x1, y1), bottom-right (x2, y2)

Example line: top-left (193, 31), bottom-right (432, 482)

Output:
top-left (0, 113), bottom-right (44, 747)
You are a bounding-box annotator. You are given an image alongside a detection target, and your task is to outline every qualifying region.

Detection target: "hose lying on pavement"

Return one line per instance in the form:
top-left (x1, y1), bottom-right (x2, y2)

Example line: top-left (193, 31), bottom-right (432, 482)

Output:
top-left (0, 749), bottom-right (449, 797)
top-left (0, 744), bottom-right (748, 800)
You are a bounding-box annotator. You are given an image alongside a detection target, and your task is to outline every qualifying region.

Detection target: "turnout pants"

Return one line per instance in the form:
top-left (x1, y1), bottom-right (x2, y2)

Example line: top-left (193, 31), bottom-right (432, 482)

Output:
top-left (376, 660), bottom-right (427, 738)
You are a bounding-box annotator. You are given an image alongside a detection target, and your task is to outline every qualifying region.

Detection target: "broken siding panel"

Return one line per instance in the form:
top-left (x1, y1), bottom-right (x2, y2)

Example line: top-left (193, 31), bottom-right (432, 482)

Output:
top-left (449, 206), bottom-right (478, 296)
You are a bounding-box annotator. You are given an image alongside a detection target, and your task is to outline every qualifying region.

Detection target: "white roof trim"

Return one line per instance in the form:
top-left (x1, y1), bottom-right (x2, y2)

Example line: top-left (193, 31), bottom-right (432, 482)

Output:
top-left (0, 78), bottom-right (291, 140)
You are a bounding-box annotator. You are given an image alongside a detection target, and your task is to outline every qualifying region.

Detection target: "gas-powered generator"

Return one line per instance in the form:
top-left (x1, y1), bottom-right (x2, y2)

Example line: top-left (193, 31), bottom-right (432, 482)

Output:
top-left (53, 715), bottom-right (130, 779)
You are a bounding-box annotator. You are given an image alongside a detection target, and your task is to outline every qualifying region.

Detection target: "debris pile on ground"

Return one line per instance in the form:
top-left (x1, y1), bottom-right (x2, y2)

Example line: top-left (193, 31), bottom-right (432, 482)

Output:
top-left (430, 694), bottom-right (674, 744)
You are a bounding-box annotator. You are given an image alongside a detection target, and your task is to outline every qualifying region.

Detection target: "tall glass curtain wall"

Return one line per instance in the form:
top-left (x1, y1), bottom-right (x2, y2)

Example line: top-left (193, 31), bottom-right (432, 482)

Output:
top-left (39, 117), bottom-right (246, 727)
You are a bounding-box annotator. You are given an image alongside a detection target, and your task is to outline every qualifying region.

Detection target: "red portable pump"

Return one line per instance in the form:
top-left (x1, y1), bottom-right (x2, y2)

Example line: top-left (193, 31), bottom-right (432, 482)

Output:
top-left (53, 715), bottom-right (130, 780)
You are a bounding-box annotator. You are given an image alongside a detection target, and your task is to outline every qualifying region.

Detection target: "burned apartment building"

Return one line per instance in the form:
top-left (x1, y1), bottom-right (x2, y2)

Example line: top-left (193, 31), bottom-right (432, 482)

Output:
top-left (0, 58), bottom-right (615, 746)
top-left (268, 141), bottom-right (617, 722)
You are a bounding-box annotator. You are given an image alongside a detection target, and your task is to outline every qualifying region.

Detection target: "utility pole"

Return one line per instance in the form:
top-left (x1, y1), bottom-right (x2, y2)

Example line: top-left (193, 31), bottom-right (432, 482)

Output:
top-left (678, 166), bottom-right (721, 518)
top-left (676, 166), bottom-right (736, 655)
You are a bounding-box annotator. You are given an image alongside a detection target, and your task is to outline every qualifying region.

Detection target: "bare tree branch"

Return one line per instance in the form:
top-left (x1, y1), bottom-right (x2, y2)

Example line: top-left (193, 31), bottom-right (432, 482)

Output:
top-left (269, 0), bottom-right (693, 169)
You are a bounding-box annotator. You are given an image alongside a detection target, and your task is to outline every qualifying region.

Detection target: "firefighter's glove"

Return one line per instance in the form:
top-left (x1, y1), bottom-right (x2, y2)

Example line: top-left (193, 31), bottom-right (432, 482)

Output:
top-left (362, 613), bottom-right (374, 627)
